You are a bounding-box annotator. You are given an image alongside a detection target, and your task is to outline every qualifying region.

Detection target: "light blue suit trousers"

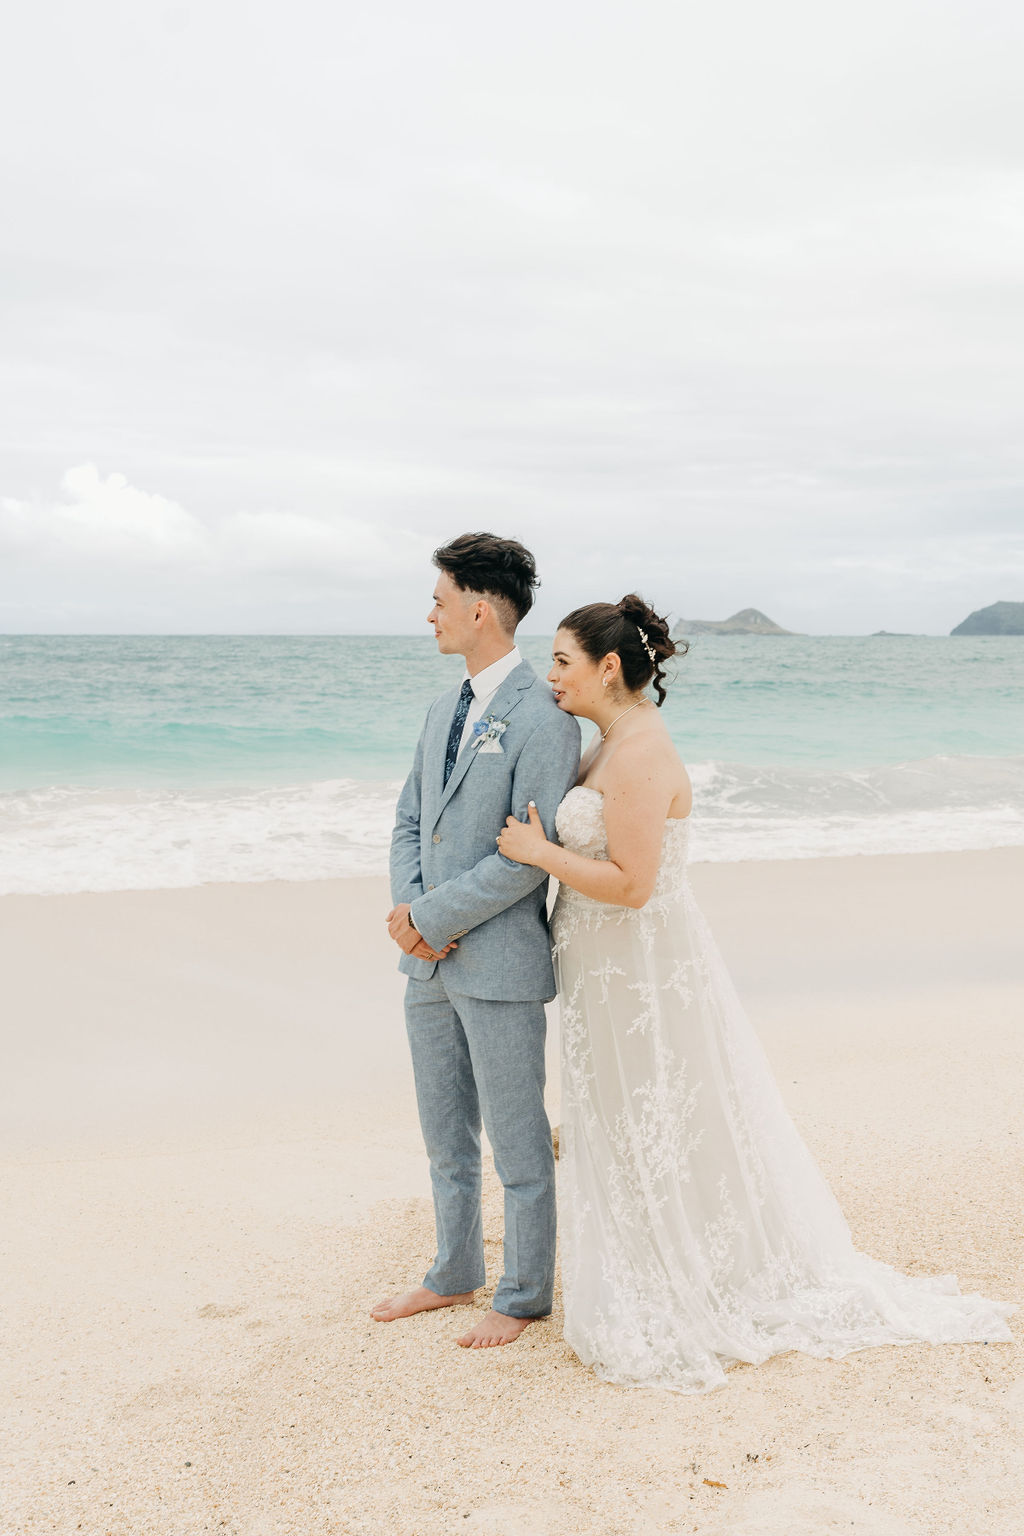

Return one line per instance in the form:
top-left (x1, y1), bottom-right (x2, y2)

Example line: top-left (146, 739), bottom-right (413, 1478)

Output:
top-left (405, 974), bottom-right (554, 1315)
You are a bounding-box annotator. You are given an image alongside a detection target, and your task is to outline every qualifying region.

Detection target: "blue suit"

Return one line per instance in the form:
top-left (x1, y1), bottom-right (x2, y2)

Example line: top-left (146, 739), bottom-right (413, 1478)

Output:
top-left (390, 658), bottom-right (581, 1316)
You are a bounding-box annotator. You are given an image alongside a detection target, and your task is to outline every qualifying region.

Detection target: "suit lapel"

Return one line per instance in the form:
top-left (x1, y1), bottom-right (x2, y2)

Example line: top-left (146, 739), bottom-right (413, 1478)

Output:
top-left (434, 662), bottom-right (535, 819)
top-left (418, 684), bottom-right (458, 831)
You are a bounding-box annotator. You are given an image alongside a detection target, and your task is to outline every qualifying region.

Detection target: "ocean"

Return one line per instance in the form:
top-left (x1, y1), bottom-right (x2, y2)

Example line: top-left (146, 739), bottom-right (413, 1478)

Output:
top-left (1, 633), bottom-right (1023, 894)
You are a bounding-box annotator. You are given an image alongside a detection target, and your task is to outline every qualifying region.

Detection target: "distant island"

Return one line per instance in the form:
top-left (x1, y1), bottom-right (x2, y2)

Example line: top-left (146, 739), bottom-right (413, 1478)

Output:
top-left (673, 607), bottom-right (798, 637)
top-left (950, 601), bottom-right (1024, 636)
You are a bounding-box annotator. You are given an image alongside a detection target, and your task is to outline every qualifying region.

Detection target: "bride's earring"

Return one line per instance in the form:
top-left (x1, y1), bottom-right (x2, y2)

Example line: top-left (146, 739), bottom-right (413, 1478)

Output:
top-left (602, 677), bottom-right (609, 687)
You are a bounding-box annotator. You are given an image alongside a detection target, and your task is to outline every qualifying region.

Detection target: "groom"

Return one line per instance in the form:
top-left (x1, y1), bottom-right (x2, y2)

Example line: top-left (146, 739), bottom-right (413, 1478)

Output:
top-left (373, 533), bottom-right (580, 1348)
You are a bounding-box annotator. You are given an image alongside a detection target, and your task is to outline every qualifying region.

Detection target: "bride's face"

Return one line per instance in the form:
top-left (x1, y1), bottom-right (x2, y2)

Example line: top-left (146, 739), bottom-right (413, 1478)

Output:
top-left (548, 628), bottom-right (606, 716)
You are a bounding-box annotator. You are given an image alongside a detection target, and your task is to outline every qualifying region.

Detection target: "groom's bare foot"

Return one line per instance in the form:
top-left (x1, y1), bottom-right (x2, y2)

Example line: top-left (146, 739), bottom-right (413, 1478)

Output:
top-left (370, 1286), bottom-right (475, 1322)
top-left (456, 1309), bottom-right (534, 1349)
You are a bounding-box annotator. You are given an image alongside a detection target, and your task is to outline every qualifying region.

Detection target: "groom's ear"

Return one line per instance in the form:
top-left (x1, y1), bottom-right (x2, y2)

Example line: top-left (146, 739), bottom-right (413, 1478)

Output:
top-left (473, 596), bottom-right (505, 632)
top-left (475, 593), bottom-right (517, 638)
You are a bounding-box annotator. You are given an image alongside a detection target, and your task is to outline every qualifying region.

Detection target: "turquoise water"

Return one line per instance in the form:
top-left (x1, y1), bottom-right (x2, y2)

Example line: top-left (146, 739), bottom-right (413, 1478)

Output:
top-left (2, 634), bottom-right (1023, 789)
top-left (1, 634), bottom-right (1022, 892)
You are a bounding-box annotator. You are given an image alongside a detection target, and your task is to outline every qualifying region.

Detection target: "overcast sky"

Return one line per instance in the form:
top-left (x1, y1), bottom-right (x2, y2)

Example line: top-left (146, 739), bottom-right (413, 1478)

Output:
top-left (2, 0), bottom-right (1022, 635)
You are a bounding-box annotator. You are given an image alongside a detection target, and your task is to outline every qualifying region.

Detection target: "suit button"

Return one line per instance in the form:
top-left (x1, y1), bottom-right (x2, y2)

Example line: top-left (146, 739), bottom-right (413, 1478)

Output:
top-left (432, 834), bottom-right (441, 844)
top-left (427, 884), bottom-right (435, 890)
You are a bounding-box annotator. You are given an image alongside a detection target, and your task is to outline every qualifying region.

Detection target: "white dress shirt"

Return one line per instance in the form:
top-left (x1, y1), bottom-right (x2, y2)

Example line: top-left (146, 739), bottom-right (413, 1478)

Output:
top-left (457, 645), bottom-right (522, 756)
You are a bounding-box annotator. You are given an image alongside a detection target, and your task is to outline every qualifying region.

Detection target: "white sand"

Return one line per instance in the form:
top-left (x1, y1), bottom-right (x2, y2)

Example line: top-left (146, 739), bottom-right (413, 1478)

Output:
top-left (1, 851), bottom-right (1021, 1535)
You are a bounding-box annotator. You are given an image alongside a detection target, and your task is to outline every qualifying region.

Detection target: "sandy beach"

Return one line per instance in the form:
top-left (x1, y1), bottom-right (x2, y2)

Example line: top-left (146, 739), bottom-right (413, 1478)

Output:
top-left (2, 850), bottom-right (1021, 1535)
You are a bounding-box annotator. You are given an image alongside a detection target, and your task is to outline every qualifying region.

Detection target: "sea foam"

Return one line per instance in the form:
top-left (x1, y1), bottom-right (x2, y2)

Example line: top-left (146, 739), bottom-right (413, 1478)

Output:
top-left (1, 756), bottom-right (1022, 896)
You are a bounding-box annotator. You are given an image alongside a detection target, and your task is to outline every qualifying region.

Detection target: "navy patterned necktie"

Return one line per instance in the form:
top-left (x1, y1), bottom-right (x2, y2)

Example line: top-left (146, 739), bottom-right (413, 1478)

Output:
top-left (443, 678), bottom-right (476, 786)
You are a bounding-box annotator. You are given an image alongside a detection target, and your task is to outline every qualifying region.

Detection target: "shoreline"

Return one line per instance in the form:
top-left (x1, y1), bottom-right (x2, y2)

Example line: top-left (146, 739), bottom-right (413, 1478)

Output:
top-left (2, 847), bottom-right (1021, 1533)
top-left (5, 753), bottom-right (1024, 896)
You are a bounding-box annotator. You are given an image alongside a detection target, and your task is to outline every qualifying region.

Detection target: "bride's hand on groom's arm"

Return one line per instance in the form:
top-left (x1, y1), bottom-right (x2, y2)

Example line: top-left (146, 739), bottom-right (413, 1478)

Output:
top-left (496, 802), bottom-right (550, 868)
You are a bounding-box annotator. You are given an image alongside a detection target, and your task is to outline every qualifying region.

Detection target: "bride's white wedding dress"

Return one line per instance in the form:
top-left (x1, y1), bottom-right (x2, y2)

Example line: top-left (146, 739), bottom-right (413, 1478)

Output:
top-left (550, 786), bottom-right (1014, 1393)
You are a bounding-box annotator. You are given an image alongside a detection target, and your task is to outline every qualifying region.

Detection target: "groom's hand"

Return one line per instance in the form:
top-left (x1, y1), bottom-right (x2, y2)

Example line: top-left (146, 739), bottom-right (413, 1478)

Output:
top-left (386, 905), bottom-right (456, 961)
top-left (386, 903), bottom-right (419, 950)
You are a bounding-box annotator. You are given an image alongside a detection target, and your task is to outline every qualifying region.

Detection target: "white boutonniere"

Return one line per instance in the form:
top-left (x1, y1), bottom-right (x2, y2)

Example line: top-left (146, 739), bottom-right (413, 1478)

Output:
top-left (472, 715), bottom-right (509, 754)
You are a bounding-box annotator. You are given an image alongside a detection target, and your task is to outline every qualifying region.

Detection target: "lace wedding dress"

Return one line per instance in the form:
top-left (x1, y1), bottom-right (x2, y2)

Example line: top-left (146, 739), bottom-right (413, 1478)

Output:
top-left (550, 786), bottom-right (1014, 1393)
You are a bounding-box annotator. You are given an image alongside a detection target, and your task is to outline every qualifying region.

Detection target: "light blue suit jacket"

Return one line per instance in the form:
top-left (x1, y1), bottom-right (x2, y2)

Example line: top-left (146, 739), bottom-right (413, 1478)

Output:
top-left (389, 659), bottom-right (581, 1002)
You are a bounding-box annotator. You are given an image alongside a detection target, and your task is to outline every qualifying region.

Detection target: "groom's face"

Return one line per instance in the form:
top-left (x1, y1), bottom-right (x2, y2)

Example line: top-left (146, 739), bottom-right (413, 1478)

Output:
top-left (428, 571), bottom-right (477, 656)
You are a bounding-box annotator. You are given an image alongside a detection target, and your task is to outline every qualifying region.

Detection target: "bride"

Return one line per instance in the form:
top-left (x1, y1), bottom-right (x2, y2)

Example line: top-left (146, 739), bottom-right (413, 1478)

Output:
top-left (496, 594), bottom-right (1015, 1393)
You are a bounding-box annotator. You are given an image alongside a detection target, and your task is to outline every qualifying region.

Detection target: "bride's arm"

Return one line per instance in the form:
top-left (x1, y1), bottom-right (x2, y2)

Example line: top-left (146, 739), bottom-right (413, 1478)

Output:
top-left (498, 736), bottom-right (677, 909)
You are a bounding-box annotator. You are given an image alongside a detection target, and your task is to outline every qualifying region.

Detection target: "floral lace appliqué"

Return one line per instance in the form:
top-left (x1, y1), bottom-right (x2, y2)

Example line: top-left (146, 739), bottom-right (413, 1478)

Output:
top-left (549, 785), bottom-right (1015, 1394)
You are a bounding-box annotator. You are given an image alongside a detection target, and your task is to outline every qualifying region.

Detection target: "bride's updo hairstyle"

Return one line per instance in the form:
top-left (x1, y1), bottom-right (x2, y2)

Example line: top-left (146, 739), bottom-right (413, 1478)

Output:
top-left (559, 594), bottom-right (683, 706)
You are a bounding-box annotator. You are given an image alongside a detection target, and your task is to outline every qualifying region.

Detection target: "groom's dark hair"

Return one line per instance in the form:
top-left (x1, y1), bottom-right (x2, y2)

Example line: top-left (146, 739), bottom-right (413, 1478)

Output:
top-left (432, 533), bottom-right (539, 633)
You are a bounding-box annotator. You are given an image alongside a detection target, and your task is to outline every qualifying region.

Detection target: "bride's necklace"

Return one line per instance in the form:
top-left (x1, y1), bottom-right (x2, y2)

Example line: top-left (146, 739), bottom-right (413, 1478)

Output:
top-left (599, 698), bottom-right (650, 741)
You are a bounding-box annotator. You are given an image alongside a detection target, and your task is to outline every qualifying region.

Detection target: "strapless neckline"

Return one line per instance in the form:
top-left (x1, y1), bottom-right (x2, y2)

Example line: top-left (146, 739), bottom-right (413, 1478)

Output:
top-left (554, 783), bottom-right (691, 914)
top-left (563, 782), bottom-right (691, 827)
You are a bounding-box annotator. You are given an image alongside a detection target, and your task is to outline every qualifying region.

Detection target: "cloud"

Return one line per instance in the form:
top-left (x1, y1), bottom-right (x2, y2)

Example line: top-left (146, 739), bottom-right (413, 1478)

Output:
top-left (1, 465), bottom-right (208, 564)
top-left (223, 510), bottom-right (380, 572)
top-left (0, 465), bottom-right (437, 628)
top-left (220, 509), bottom-right (433, 590)
top-left (0, 465), bottom-right (419, 574)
